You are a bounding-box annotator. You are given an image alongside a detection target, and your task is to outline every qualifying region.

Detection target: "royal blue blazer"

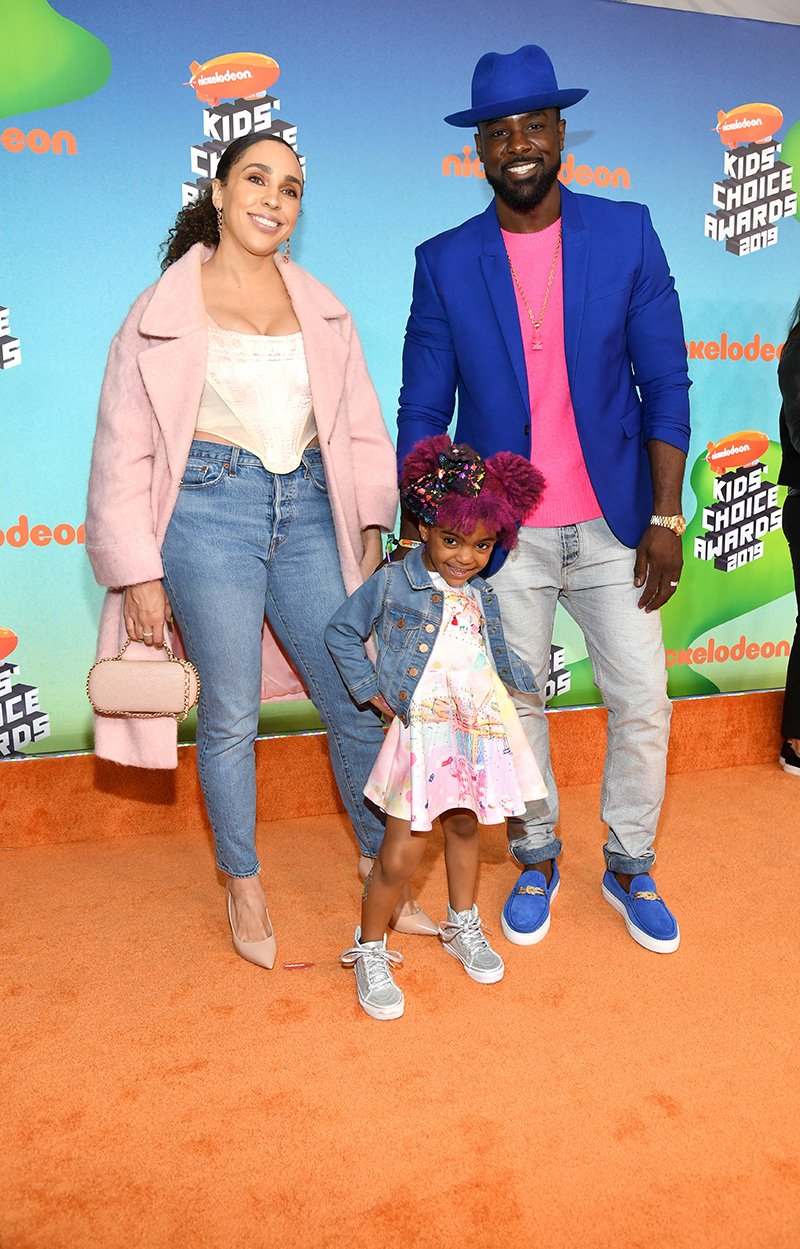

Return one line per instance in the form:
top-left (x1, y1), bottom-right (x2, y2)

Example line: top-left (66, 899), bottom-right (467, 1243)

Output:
top-left (397, 187), bottom-right (691, 570)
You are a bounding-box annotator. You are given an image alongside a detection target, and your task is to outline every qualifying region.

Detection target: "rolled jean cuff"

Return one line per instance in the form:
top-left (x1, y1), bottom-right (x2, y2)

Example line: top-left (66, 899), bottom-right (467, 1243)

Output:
top-left (509, 835), bottom-right (562, 867)
top-left (218, 859), bottom-right (261, 879)
top-left (603, 846), bottom-right (655, 875)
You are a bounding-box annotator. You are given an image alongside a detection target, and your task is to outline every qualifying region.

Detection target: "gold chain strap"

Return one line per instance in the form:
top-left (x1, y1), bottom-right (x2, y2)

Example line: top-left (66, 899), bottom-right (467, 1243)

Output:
top-left (86, 638), bottom-right (201, 723)
top-left (505, 224), bottom-right (562, 338)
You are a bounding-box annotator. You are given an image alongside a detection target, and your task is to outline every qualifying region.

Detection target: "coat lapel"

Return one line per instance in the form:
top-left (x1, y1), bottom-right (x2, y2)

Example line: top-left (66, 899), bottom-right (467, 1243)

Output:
top-left (560, 186), bottom-right (588, 394)
top-left (137, 245), bottom-right (209, 482)
top-left (479, 204), bottom-right (530, 419)
top-left (138, 333), bottom-right (208, 483)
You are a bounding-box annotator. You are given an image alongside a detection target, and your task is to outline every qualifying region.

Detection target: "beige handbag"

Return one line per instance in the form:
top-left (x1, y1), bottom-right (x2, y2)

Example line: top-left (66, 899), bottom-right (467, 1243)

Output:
top-left (86, 639), bottom-right (200, 722)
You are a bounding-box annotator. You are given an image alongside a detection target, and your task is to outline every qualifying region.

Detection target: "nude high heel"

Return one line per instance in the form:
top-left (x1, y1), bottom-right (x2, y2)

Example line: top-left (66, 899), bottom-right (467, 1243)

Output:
top-left (227, 891), bottom-right (277, 969)
top-left (357, 855), bottom-right (439, 937)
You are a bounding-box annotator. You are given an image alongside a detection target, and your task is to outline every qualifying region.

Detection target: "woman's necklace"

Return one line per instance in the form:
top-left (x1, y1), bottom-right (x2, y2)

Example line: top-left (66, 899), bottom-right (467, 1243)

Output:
top-left (505, 224), bottom-right (562, 352)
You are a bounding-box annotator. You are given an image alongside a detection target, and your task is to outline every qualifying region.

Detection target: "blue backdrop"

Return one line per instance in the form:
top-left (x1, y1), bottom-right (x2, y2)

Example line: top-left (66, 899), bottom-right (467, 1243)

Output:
top-left (2, 0), bottom-right (799, 755)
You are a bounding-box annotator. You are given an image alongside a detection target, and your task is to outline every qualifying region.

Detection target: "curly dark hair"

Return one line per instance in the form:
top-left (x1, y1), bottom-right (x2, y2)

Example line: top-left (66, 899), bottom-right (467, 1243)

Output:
top-left (160, 132), bottom-right (302, 271)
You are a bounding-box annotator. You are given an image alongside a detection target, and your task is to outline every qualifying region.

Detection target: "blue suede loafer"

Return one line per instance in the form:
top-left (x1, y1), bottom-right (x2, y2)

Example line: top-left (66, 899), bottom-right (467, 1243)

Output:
top-left (601, 871), bottom-right (680, 953)
top-left (501, 862), bottom-right (559, 946)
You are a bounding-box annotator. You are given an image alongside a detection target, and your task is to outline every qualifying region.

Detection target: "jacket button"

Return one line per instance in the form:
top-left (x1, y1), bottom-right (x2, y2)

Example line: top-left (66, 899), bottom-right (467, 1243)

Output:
top-left (431, 594), bottom-right (441, 603)
top-left (399, 690), bottom-right (408, 700)
top-left (424, 623), bottom-right (435, 633)
top-left (501, 668), bottom-right (509, 674)
top-left (524, 424), bottom-right (530, 436)
top-left (418, 643), bottom-right (429, 653)
top-left (408, 667), bottom-right (419, 677)
top-left (395, 618), bottom-right (405, 629)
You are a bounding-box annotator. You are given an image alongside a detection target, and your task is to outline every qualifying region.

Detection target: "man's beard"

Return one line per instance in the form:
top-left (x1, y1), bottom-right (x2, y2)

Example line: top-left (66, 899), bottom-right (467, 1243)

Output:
top-left (485, 159), bottom-right (561, 213)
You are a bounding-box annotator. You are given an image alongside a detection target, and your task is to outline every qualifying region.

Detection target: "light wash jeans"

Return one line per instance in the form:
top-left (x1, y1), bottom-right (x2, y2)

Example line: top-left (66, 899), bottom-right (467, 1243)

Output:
top-left (161, 440), bottom-right (386, 877)
top-left (490, 519), bottom-right (672, 874)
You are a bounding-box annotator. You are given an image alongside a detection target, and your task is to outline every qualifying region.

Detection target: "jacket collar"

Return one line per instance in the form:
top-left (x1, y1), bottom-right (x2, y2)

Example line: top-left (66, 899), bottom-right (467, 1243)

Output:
top-left (477, 185), bottom-right (585, 255)
top-left (401, 543), bottom-right (434, 589)
top-left (135, 241), bottom-right (354, 460)
top-left (401, 543), bottom-right (493, 596)
top-left (137, 242), bottom-right (349, 339)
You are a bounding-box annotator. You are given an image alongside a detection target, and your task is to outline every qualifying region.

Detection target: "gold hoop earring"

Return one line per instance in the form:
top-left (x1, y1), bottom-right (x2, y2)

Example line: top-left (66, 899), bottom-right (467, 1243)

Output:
top-left (283, 238), bottom-right (291, 265)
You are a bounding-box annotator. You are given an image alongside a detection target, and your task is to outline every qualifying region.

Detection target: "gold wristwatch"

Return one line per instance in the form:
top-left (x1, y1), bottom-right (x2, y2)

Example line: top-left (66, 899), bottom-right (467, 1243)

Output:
top-left (650, 513), bottom-right (687, 536)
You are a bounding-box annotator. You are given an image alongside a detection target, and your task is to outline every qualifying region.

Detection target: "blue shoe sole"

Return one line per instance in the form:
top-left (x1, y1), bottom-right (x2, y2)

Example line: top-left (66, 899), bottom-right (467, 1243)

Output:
top-left (500, 877), bottom-right (560, 946)
top-left (601, 883), bottom-right (680, 953)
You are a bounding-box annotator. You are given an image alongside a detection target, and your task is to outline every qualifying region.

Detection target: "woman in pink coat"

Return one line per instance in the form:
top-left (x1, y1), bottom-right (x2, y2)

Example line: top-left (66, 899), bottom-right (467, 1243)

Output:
top-left (86, 132), bottom-right (435, 969)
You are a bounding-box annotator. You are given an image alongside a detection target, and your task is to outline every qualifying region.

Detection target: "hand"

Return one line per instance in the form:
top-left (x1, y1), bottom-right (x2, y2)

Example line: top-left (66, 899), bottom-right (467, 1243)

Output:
top-left (360, 527), bottom-right (383, 580)
top-left (123, 580), bottom-right (173, 647)
top-left (634, 526), bottom-right (683, 612)
top-left (369, 694), bottom-right (396, 721)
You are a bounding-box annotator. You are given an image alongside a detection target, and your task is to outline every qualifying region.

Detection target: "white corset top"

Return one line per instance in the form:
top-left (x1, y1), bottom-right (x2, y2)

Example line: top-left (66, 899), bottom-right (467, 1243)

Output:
top-left (197, 321), bottom-right (317, 472)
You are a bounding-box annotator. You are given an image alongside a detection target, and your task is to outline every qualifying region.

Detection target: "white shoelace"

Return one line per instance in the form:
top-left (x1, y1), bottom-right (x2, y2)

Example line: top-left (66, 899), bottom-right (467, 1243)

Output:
top-left (438, 910), bottom-right (491, 953)
top-left (340, 942), bottom-right (403, 987)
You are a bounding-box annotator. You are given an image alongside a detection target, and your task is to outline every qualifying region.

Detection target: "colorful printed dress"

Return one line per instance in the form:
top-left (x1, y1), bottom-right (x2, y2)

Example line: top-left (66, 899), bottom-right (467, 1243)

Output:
top-left (364, 575), bottom-right (547, 831)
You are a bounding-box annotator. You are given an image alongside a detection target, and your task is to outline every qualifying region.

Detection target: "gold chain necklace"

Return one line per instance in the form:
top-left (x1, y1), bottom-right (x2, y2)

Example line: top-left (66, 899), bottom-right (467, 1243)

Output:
top-left (505, 224), bottom-right (562, 352)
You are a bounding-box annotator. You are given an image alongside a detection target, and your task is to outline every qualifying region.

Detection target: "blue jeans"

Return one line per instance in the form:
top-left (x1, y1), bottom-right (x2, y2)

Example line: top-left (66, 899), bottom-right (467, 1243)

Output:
top-left (161, 440), bottom-right (386, 877)
top-left (491, 519), bottom-right (672, 875)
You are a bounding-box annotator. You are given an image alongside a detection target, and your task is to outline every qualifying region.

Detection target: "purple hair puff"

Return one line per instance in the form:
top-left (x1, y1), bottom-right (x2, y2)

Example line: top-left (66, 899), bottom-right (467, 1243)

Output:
top-left (401, 441), bottom-right (485, 524)
top-left (401, 436), bottom-right (546, 550)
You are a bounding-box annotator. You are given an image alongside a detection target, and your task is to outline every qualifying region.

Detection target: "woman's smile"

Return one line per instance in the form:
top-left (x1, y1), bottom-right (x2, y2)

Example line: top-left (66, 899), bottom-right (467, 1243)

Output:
top-left (248, 212), bottom-right (282, 233)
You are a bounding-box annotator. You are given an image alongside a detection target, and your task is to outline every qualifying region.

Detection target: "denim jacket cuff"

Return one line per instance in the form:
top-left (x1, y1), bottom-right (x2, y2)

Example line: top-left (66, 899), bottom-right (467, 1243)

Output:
top-left (350, 674), bottom-right (380, 704)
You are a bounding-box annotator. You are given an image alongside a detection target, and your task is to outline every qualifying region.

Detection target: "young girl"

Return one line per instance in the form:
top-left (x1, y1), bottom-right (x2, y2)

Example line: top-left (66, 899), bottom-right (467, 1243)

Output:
top-left (325, 436), bottom-right (547, 1020)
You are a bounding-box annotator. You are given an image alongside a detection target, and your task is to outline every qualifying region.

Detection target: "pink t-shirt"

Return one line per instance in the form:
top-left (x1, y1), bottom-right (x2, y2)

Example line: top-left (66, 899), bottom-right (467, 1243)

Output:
top-left (502, 221), bottom-right (602, 527)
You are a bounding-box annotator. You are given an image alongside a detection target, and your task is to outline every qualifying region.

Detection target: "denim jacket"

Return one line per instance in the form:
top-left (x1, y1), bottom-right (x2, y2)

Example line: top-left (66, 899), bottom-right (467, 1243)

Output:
top-left (324, 545), bottom-right (537, 726)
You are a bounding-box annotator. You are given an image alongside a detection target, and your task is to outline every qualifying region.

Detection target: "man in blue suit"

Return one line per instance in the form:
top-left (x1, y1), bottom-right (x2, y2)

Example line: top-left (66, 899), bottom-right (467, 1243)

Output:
top-left (397, 45), bottom-right (691, 954)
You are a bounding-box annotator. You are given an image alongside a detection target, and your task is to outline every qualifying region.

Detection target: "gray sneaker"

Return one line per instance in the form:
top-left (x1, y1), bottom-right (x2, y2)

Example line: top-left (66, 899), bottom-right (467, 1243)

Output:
top-left (438, 904), bottom-right (505, 983)
top-left (340, 928), bottom-right (405, 1020)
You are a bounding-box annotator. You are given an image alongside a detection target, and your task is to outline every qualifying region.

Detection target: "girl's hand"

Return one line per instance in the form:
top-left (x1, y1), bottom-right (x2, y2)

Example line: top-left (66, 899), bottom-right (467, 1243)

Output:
top-left (123, 580), bottom-right (173, 648)
top-left (360, 527), bottom-right (383, 580)
top-left (370, 694), bottom-right (395, 721)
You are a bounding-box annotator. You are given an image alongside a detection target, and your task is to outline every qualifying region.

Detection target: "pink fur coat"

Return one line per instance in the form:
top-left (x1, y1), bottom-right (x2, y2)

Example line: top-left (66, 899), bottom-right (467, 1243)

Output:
top-left (86, 244), bottom-right (397, 768)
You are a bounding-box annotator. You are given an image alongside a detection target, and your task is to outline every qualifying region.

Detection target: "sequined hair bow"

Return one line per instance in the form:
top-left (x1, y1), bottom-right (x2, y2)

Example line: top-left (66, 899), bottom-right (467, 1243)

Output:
top-left (401, 444), bottom-right (486, 523)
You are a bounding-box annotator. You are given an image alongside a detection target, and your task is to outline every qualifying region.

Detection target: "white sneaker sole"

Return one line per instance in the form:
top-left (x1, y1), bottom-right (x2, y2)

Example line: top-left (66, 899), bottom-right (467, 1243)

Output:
top-left (441, 939), bottom-right (505, 983)
top-left (358, 994), bottom-right (404, 1021)
top-left (780, 756), bottom-right (800, 776)
top-left (500, 877), bottom-right (560, 946)
top-left (601, 884), bottom-right (680, 954)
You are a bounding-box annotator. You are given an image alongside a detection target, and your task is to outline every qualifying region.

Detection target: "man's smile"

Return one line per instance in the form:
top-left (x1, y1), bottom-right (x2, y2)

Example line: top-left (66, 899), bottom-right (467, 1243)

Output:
top-left (503, 159), bottom-right (542, 178)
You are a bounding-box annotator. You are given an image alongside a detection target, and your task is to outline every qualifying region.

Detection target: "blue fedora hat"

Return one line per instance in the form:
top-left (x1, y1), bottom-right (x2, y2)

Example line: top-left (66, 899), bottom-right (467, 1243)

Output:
top-left (445, 44), bottom-right (587, 128)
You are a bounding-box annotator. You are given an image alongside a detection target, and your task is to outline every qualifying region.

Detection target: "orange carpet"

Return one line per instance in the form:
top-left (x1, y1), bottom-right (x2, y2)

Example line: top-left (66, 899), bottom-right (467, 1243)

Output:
top-left (3, 762), bottom-right (799, 1248)
top-left (2, 690), bottom-right (786, 847)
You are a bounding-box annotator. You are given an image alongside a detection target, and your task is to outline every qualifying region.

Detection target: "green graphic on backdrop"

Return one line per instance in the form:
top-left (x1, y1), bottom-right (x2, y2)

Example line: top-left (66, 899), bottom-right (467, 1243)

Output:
top-left (0, 0), bottom-right (111, 120)
top-left (548, 441), bottom-right (792, 708)
top-left (782, 118), bottom-right (800, 223)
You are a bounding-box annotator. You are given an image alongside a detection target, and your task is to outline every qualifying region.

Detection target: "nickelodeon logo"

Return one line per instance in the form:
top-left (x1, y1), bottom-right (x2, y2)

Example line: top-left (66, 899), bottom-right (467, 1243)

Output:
top-left (715, 104), bottom-right (783, 148)
top-left (685, 333), bottom-right (784, 362)
top-left (442, 148), bottom-right (630, 190)
top-left (706, 432), bottom-right (769, 476)
top-left (1, 126), bottom-right (76, 155)
top-left (187, 54), bottom-right (280, 106)
top-left (666, 636), bottom-right (789, 667)
top-left (0, 515), bottom-right (85, 548)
